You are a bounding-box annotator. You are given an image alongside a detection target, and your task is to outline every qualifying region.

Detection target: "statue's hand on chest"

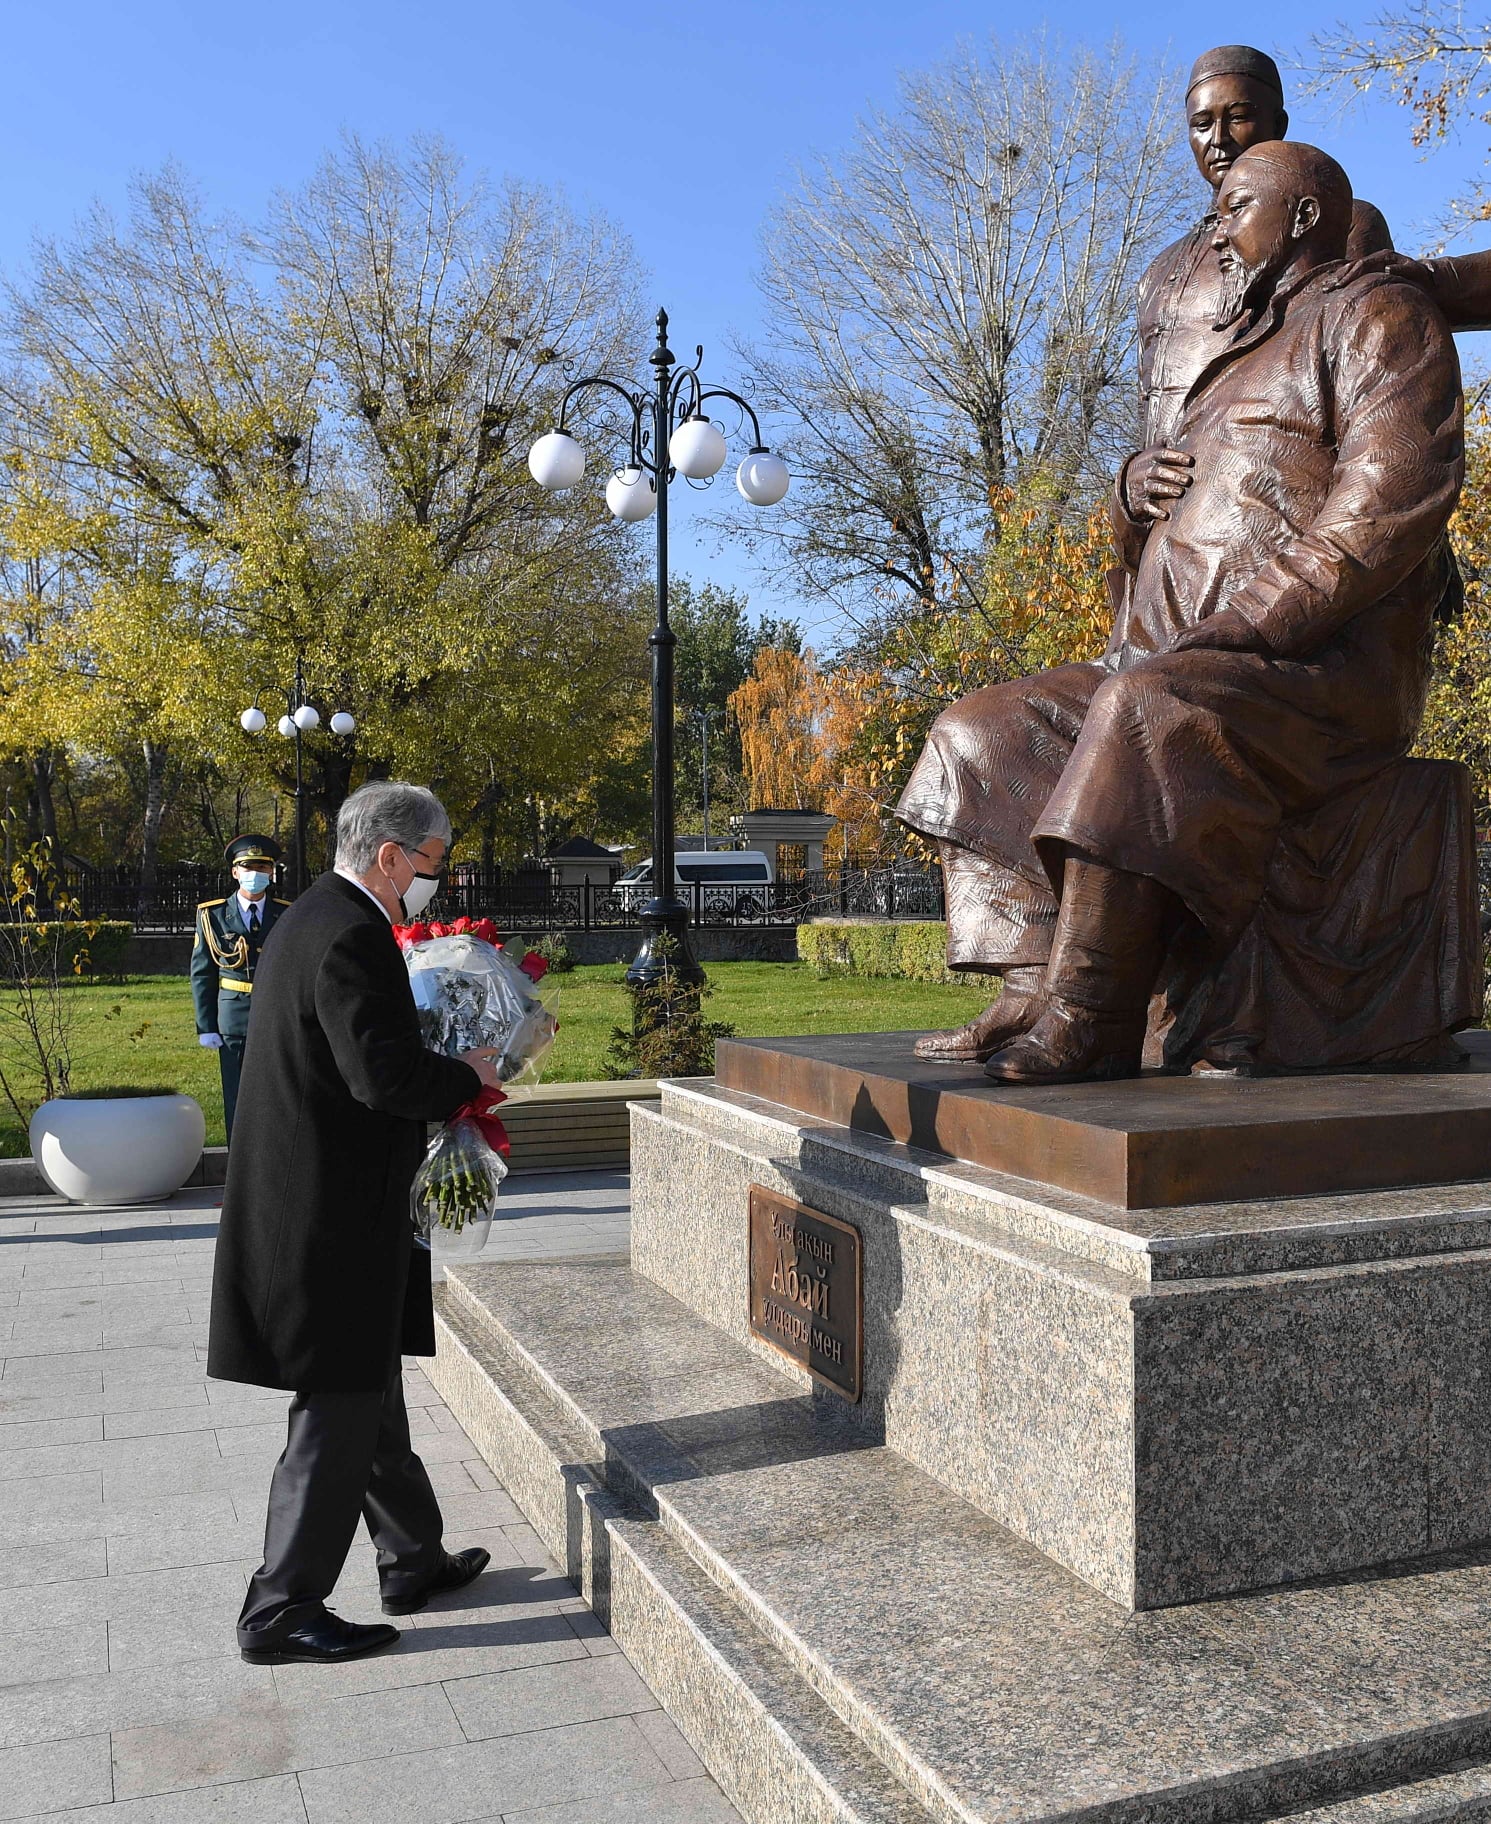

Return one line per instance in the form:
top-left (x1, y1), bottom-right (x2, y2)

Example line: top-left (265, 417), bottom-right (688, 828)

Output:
top-left (1123, 447), bottom-right (1195, 522)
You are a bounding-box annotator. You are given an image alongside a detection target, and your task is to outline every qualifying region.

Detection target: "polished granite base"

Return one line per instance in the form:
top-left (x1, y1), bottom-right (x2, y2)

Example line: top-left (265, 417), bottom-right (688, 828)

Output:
top-left (626, 1076), bottom-right (1491, 1609)
top-left (714, 1030), bottom-right (1491, 1209)
top-left (430, 1257), bottom-right (1491, 1824)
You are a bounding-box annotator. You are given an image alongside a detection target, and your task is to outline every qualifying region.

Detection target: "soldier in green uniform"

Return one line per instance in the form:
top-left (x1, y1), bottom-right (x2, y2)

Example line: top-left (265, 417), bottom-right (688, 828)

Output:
top-left (192, 836), bottom-right (288, 1143)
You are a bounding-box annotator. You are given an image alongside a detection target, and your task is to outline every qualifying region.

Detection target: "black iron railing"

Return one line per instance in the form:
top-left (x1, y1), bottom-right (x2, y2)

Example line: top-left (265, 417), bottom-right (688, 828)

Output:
top-left (426, 866), bottom-right (946, 932)
top-left (17, 861), bottom-right (947, 935)
top-left (54, 863), bottom-right (222, 932)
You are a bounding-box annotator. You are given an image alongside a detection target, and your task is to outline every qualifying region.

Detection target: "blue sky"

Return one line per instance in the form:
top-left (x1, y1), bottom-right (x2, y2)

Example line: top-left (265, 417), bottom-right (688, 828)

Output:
top-left (1, 1), bottom-right (1478, 642)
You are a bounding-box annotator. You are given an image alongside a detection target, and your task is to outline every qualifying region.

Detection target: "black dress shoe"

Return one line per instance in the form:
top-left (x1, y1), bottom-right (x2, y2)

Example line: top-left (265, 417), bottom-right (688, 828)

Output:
top-left (382, 1546), bottom-right (492, 1615)
top-left (240, 1609), bottom-right (400, 1666)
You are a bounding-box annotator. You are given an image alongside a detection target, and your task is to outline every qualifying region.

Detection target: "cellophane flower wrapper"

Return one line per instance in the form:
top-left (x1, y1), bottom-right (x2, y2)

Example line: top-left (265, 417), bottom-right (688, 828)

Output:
top-left (410, 1117), bottom-right (507, 1255)
top-left (395, 919), bottom-right (560, 1252)
top-left (401, 928), bottom-right (560, 1100)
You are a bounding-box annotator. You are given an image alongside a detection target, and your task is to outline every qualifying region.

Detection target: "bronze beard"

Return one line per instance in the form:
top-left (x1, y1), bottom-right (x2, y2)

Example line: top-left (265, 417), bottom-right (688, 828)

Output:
top-left (1213, 231), bottom-right (1290, 329)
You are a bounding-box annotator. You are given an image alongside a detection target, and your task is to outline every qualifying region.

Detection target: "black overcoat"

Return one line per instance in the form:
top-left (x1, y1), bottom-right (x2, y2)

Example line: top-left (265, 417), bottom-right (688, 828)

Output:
top-left (207, 871), bottom-right (479, 1392)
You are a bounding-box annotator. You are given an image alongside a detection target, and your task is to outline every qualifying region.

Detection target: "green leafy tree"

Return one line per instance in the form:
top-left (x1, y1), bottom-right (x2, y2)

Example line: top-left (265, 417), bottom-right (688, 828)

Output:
top-left (671, 577), bottom-right (802, 838)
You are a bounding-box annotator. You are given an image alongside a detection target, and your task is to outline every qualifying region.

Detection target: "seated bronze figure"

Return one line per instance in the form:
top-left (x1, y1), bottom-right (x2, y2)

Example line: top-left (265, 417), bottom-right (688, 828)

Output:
top-left (898, 141), bottom-right (1479, 1084)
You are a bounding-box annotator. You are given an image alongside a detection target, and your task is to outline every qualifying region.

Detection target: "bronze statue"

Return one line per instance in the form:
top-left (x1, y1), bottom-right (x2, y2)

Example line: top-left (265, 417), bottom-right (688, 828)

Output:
top-left (898, 140), bottom-right (1474, 1084)
top-left (1134, 44), bottom-right (1390, 470)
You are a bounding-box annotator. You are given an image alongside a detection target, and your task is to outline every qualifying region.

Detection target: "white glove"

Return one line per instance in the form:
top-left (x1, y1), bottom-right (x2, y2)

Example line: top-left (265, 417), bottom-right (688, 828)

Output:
top-left (198, 1032), bottom-right (224, 1050)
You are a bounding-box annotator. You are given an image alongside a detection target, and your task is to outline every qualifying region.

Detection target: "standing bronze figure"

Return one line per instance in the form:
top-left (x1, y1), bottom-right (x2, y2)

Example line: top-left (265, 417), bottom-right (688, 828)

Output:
top-left (898, 139), bottom-right (1477, 1084)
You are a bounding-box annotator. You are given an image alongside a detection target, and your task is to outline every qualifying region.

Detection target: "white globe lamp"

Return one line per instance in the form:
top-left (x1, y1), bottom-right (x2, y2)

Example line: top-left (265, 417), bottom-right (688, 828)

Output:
top-left (239, 706), bottom-right (267, 735)
top-left (276, 715), bottom-right (296, 739)
top-left (606, 466), bottom-right (658, 522)
top-left (293, 704), bottom-right (320, 732)
top-left (736, 447), bottom-right (790, 507)
top-left (330, 711), bottom-right (356, 737)
top-left (528, 430), bottom-right (586, 490)
top-left (669, 415), bottom-right (727, 480)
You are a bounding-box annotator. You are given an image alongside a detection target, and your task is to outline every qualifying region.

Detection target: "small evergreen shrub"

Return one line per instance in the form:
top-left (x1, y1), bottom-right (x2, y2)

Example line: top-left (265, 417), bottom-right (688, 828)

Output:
top-left (604, 936), bottom-right (737, 1079)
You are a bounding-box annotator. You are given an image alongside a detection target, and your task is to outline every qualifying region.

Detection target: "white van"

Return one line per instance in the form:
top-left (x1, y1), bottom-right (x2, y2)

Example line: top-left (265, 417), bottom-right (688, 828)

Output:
top-left (615, 849), bottom-right (775, 914)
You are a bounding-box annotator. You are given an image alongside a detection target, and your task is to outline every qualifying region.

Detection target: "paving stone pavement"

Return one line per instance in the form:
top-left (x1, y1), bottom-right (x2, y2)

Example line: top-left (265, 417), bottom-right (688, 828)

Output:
top-left (0, 1170), bottom-right (742, 1824)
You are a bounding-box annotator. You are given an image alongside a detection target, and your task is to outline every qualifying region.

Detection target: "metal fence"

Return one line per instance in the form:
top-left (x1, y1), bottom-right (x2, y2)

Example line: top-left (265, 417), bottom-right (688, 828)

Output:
top-left (25, 860), bottom-right (947, 935)
top-left (54, 864), bottom-right (221, 932)
top-left (430, 865), bottom-right (946, 931)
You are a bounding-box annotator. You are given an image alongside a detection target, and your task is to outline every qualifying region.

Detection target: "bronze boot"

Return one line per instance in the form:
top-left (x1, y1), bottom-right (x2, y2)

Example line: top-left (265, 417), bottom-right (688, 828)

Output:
top-left (983, 860), bottom-right (1177, 1086)
top-left (914, 967), bottom-right (1045, 1061)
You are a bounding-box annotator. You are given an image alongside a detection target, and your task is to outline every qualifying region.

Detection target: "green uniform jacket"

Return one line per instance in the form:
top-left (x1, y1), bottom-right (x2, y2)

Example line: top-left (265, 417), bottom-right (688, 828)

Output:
top-left (191, 895), bottom-right (290, 1041)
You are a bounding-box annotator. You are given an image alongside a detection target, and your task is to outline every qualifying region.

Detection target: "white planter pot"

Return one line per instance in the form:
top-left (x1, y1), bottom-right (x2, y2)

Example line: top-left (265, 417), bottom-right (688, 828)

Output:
top-left (29, 1095), bottom-right (206, 1206)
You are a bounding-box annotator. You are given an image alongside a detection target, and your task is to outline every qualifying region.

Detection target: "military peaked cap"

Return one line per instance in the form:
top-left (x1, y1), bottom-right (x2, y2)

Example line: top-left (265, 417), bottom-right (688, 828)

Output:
top-left (224, 834), bottom-right (283, 870)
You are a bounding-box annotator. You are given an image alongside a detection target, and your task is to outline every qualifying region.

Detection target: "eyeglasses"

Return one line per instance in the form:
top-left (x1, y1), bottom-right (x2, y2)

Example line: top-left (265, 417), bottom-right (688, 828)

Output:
top-left (400, 846), bottom-right (447, 883)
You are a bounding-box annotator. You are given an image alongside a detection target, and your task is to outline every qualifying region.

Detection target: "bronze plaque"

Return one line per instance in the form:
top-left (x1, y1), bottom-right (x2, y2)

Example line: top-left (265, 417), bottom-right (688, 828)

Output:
top-left (748, 1186), bottom-right (862, 1402)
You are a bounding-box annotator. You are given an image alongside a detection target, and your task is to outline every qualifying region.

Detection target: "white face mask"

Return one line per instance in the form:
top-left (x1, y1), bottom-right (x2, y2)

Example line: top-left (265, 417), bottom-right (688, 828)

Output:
top-left (237, 871), bottom-right (271, 897)
top-left (396, 848), bottom-right (442, 920)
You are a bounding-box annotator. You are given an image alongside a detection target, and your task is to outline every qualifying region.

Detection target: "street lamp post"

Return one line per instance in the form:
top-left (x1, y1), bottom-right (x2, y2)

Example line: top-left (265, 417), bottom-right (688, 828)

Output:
top-left (239, 657), bottom-right (357, 897)
top-left (527, 309), bottom-right (788, 987)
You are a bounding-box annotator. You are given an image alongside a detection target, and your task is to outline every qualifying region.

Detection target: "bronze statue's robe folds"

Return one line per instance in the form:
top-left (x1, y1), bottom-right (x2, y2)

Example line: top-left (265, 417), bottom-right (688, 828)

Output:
top-left (898, 266), bottom-right (1478, 1070)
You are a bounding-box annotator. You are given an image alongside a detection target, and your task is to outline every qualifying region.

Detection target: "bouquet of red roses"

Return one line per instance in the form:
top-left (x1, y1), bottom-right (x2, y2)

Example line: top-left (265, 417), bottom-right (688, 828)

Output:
top-left (393, 917), bottom-right (560, 1250)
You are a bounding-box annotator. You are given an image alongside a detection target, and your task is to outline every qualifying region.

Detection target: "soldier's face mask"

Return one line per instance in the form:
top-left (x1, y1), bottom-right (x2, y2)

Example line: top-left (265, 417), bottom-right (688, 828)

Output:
top-left (237, 870), bottom-right (271, 897)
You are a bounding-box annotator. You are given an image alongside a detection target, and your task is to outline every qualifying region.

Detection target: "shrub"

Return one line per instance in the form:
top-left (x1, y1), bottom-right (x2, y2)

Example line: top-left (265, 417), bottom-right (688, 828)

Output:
top-left (0, 921), bottom-right (132, 981)
top-left (797, 921), bottom-right (998, 987)
top-left (530, 931), bottom-right (576, 974)
top-left (604, 935), bottom-right (736, 1079)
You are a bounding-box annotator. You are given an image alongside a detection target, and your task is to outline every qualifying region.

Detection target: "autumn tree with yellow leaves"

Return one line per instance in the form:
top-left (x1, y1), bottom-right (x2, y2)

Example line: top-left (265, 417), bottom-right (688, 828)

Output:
top-left (1417, 415), bottom-right (1491, 812)
top-left (0, 139), bottom-right (651, 874)
top-left (729, 488), bottom-right (1115, 863)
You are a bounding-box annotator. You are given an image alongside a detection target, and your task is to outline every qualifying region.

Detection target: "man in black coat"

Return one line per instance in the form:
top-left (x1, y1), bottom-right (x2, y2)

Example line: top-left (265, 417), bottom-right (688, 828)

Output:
top-left (208, 781), bottom-right (505, 1665)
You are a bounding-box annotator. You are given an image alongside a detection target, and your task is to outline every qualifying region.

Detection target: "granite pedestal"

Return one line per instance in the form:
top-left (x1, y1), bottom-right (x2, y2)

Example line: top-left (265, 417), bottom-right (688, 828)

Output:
top-left (634, 1035), bottom-right (1491, 1609)
top-left (428, 1031), bottom-right (1491, 1823)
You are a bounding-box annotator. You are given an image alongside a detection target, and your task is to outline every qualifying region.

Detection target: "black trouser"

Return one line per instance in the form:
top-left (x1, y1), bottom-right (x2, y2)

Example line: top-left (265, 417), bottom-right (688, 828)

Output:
top-left (237, 1366), bottom-right (445, 1646)
top-left (219, 1037), bottom-right (244, 1143)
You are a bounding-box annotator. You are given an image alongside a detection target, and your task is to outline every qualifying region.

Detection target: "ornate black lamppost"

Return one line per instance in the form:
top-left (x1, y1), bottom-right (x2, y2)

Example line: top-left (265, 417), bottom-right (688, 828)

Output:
top-left (239, 657), bottom-right (356, 897)
top-left (526, 308), bottom-right (788, 986)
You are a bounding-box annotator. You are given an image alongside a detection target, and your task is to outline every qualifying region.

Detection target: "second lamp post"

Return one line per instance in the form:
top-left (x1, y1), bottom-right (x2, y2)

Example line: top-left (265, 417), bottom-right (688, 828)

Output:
top-left (239, 658), bottom-right (356, 897)
top-left (527, 308), bottom-right (788, 986)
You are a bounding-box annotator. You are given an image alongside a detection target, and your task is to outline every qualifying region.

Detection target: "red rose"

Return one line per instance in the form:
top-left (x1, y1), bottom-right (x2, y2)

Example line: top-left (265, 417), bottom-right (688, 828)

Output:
top-left (518, 951), bottom-right (550, 983)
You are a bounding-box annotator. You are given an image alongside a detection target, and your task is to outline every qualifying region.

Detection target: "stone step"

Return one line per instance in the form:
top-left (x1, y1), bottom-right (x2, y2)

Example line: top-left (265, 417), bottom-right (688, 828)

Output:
top-left (432, 1258), bottom-right (1491, 1824)
top-left (1286, 1763), bottom-right (1491, 1820)
top-left (431, 1281), bottom-right (937, 1824)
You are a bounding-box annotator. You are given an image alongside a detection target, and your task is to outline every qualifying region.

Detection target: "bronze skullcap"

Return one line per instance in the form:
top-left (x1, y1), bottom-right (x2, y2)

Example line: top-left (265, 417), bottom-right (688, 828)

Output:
top-left (1187, 44), bottom-right (1284, 100)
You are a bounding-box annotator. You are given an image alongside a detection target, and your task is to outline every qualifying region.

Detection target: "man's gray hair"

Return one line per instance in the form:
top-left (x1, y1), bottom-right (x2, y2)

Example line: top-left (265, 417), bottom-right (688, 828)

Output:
top-left (335, 782), bottom-right (452, 874)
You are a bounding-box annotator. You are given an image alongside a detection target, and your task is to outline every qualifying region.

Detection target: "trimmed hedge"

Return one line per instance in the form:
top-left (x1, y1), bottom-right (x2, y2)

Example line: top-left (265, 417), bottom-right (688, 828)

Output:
top-left (0, 921), bottom-right (134, 980)
top-left (797, 921), bottom-right (997, 987)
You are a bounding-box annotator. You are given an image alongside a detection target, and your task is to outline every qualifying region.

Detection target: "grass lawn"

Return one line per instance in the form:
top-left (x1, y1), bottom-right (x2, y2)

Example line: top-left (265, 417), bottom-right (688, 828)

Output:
top-left (0, 962), bottom-right (991, 1156)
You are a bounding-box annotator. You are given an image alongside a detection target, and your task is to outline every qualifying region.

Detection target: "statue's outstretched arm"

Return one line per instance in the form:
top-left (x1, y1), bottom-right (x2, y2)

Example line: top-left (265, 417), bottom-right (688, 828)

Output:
top-left (1327, 247), bottom-right (1491, 333)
